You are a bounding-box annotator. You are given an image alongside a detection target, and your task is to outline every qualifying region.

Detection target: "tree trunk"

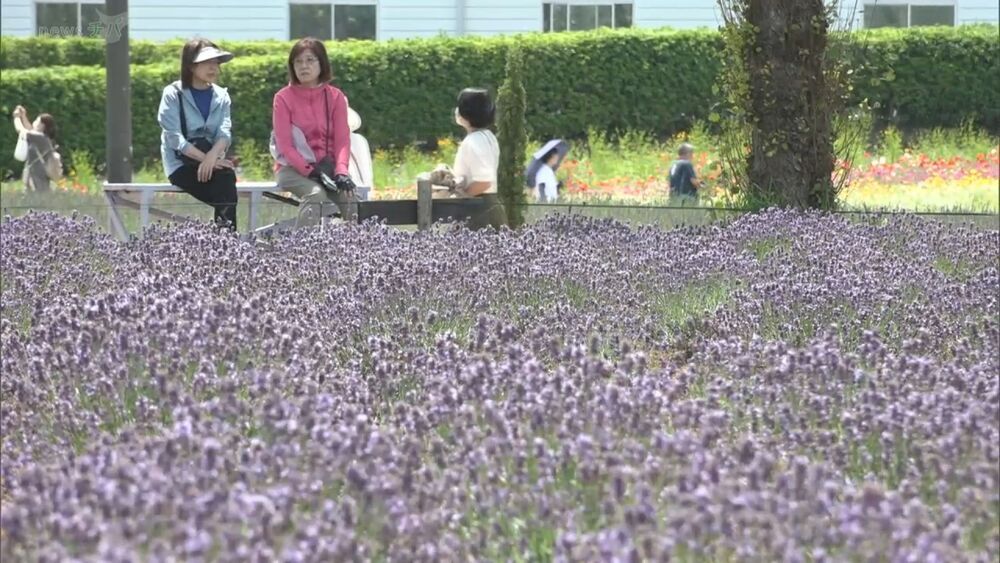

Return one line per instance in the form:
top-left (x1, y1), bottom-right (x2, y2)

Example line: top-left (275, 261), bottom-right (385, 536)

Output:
top-left (745, 0), bottom-right (835, 208)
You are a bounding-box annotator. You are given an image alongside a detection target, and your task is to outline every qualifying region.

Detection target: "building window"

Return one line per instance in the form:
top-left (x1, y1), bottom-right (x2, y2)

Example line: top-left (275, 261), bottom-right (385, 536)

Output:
top-left (909, 5), bottom-right (955, 26)
top-left (35, 1), bottom-right (103, 37)
top-left (543, 2), bottom-right (633, 32)
top-left (334, 5), bottom-right (376, 40)
top-left (863, 3), bottom-right (954, 28)
top-left (290, 2), bottom-right (376, 41)
top-left (291, 4), bottom-right (333, 40)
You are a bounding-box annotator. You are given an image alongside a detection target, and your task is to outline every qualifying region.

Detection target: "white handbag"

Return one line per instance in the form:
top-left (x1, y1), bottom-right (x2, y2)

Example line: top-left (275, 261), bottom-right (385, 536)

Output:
top-left (13, 133), bottom-right (28, 162)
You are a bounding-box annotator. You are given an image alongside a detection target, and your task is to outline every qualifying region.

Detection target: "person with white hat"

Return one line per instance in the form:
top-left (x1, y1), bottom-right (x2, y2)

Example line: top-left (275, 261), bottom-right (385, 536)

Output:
top-left (347, 106), bottom-right (374, 198)
top-left (157, 38), bottom-right (238, 230)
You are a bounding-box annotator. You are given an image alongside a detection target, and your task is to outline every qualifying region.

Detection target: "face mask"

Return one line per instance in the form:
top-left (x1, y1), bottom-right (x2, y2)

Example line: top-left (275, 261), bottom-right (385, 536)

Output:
top-left (454, 107), bottom-right (468, 127)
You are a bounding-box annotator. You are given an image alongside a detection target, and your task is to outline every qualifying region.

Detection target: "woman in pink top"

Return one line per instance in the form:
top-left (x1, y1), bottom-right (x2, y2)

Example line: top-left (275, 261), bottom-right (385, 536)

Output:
top-left (272, 37), bottom-right (357, 226)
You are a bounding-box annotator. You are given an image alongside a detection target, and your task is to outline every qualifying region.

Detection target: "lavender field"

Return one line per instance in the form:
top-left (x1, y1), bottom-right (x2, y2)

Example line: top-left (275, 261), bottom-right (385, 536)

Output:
top-left (1, 210), bottom-right (997, 561)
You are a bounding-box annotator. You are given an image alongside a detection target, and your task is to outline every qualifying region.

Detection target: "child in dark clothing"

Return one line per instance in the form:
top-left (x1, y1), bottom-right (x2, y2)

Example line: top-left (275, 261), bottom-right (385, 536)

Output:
top-left (669, 143), bottom-right (701, 204)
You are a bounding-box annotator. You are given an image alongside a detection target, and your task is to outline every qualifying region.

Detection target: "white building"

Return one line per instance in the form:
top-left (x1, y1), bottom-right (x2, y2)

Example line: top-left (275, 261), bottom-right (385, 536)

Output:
top-left (2, 0), bottom-right (997, 41)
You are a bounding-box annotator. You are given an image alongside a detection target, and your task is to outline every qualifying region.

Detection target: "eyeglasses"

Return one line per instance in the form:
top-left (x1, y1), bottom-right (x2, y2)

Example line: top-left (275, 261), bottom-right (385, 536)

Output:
top-left (294, 57), bottom-right (319, 66)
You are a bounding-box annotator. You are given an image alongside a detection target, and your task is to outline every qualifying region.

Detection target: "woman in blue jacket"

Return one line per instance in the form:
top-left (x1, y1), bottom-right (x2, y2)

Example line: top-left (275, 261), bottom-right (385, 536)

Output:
top-left (157, 39), bottom-right (238, 230)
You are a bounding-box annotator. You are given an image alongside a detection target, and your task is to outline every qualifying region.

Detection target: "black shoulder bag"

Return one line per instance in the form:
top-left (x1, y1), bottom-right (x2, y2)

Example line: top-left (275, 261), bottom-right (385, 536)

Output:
top-left (309, 88), bottom-right (336, 181)
top-left (174, 85), bottom-right (218, 168)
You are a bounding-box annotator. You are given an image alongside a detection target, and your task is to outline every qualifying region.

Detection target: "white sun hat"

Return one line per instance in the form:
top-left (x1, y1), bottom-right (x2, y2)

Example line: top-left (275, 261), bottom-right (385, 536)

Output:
top-left (193, 45), bottom-right (234, 64)
top-left (348, 107), bottom-right (362, 132)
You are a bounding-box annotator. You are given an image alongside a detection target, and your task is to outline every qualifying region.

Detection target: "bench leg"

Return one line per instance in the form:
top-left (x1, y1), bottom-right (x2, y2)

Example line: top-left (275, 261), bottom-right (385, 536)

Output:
top-left (343, 199), bottom-right (358, 224)
top-left (249, 191), bottom-right (261, 232)
top-left (103, 192), bottom-right (130, 242)
top-left (139, 190), bottom-right (153, 238)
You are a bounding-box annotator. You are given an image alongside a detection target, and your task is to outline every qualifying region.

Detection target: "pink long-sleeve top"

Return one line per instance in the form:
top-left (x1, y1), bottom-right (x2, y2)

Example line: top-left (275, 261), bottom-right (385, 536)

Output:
top-left (272, 83), bottom-right (350, 177)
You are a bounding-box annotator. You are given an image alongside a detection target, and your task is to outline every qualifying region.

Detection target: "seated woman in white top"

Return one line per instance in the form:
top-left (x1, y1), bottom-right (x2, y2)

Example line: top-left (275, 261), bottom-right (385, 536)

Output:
top-left (347, 105), bottom-right (374, 199)
top-left (430, 88), bottom-right (505, 229)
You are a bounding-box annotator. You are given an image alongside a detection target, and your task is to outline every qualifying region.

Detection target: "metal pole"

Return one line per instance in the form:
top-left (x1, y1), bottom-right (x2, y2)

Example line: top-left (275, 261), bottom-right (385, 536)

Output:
top-left (105, 0), bottom-right (132, 183)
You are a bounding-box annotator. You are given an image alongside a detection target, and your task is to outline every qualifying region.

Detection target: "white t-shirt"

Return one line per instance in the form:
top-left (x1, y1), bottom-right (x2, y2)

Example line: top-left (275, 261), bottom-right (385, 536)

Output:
top-left (534, 164), bottom-right (558, 203)
top-left (453, 129), bottom-right (499, 194)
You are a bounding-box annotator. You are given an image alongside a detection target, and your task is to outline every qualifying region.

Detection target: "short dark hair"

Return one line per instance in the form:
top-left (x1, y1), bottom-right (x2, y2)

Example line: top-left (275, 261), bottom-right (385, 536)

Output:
top-left (37, 113), bottom-right (57, 141)
top-left (288, 37), bottom-right (332, 85)
top-left (456, 88), bottom-right (495, 129)
top-left (180, 38), bottom-right (222, 89)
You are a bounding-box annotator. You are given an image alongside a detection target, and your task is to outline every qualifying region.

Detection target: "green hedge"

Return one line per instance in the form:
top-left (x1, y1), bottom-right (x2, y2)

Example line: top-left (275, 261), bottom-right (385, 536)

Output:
top-left (849, 26), bottom-right (1000, 132)
top-left (0, 26), bottom-right (996, 179)
top-left (0, 36), bottom-right (302, 68)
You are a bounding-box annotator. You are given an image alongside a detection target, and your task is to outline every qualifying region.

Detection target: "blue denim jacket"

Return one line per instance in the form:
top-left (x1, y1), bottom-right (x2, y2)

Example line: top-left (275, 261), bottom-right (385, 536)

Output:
top-left (157, 80), bottom-right (233, 178)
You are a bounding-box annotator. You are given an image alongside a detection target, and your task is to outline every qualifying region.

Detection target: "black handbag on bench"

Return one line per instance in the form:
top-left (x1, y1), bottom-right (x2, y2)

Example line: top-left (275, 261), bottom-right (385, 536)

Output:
top-left (174, 85), bottom-right (220, 168)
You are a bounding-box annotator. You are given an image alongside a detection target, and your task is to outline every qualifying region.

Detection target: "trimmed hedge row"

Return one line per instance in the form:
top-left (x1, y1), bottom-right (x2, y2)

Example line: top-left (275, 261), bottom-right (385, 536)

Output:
top-left (849, 26), bottom-right (1000, 133)
top-left (0, 36), bottom-right (302, 69)
top-left (0, 26), bottom-right (997, 179)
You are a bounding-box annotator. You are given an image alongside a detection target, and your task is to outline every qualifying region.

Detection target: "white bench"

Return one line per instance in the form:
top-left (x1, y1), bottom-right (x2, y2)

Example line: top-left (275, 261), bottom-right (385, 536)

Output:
top-left (103, 182), bottom-right (375, 241)
top-left (102, 182), bottom-right (292, 241)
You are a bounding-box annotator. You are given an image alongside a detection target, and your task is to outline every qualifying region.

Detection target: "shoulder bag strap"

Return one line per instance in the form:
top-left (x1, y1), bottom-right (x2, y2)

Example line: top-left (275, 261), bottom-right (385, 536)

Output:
top-left (325, 87), bottom-right (331, 160)
top-left (173, 84), bottom-right (188, 139)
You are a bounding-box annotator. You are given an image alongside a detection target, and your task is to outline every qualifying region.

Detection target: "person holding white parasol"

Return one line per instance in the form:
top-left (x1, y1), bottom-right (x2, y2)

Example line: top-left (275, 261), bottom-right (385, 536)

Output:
top-left (525, 139), bottom-right (569, 203)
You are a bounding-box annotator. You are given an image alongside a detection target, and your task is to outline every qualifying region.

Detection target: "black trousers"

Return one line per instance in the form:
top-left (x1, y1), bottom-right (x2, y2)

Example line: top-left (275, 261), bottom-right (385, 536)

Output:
top-left (467, 194), bottom-right (506, 230)
top-left (169, 166), bottom-right (238, 230)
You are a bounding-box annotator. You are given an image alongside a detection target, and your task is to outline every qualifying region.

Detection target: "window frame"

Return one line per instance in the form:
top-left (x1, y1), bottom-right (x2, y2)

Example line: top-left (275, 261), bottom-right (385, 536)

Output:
top-left (542, 1), bottom-right (634, 33)
top-left (33, 0), bottom-right (104, 37)
top-left (861, 1), bottom-right (957, 28)
top-left (288, 0), bottom-right (378, 41)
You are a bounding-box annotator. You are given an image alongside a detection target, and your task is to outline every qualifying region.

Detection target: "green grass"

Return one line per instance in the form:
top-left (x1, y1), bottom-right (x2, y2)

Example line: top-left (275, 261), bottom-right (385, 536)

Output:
top-left (653, 277), bottom-right (735, 334)
top-left (3, 123), bottom-right (996, 235)
top-left (3, 182), bottom-right (993, 240)
top-left (580, 127), bottom-right (669, 180)
top-left (910, 119), bottom-right (999, 161)
top-left (840, 182), bottom-right (1000, 214)
top-left (373, 142), bottom-right (457, 192)
top-left (745, 237), bottom-right (792, 261)
top-left (934, 256), bottom-right (977, 283)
